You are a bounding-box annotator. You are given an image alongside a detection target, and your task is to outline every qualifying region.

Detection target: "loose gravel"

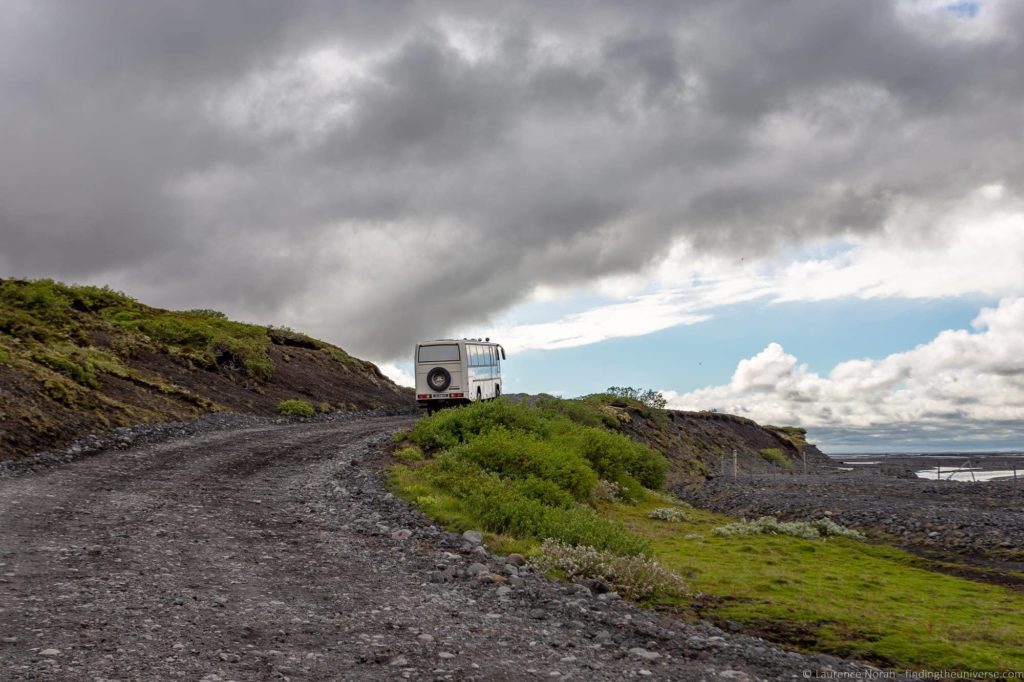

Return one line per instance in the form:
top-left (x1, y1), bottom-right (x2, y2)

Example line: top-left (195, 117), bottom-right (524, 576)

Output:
top-left (1, 416), bottom-right (902, 680)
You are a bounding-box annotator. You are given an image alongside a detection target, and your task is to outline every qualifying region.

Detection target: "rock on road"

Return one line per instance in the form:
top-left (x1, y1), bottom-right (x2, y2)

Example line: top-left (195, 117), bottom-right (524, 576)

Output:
top-left (0, 415), bottom-right (879, 681)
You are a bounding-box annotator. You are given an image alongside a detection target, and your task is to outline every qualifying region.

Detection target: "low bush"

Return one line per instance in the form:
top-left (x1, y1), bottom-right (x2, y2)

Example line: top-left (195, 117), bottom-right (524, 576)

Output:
top-left (394, 445), bottom-right (424, 462)
top-left (452, 427), bottom-right (598, 501)
top-left (647, 507), bottom-right (688, 522)
top-left (421, 456), bottom-right (648, 555)
top-left (531, 539), bottom-right (686, 600)
top-left (395, 398), bottom-right (673, 561)
top-left (278, 399), bottom-right (315, 418)
top-left (759, 448), bottom-right (793, 469)
top-left (712, 516), bottom-right (863, 540)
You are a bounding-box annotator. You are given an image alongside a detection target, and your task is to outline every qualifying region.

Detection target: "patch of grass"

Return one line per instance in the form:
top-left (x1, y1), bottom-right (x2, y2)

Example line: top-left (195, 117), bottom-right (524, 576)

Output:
top-left (606, 496), bottom-right (1024, 670)
top-left (110, 310), bottom-right (273, 381)
top-left (0, 345), bottom-right (10, 364)
top-left (31, 351), bottom-right (97, 387)
top-left (277, 399), bottom-right (315, 417)
top-left (393, 445), bottom-right (424, 462)
top-left (759, 447), bottom-right (793, 469)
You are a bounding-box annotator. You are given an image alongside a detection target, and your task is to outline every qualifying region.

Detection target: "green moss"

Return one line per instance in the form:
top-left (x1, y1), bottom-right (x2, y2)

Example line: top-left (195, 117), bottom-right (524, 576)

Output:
top-left (278, 399), bottom-right (315, 417)
top-left (31, 351), bottom-right (96, 387)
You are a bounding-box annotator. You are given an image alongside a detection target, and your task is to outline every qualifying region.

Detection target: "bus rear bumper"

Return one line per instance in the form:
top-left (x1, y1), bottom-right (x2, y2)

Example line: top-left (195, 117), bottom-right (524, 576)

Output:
top-left (417, 398), bottom-right (471, 411)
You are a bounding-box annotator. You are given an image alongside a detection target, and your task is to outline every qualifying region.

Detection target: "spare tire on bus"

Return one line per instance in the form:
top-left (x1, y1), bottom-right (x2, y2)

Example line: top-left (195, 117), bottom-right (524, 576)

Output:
top-left (426, 367), bottom-right (451, 392)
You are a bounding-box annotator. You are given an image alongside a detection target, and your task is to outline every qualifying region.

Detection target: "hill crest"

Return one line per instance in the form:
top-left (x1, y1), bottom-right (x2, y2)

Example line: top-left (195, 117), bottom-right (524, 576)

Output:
top-left (0, 279), bottom-right (412, 460)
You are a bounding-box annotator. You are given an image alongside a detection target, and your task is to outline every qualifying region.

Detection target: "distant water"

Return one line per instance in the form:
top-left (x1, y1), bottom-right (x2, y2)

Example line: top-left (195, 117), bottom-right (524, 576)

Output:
top-left (915, 467), bottom-right (1018, 482)
top-left (830, 452), bottom-right (1024, 483)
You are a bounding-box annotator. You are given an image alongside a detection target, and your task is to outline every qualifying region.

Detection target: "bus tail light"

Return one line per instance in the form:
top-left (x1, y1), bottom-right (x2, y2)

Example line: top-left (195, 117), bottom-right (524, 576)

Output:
top-left (449, 392), bottom-right (464, 398)
top-left (417, 394), bottom-right (429, 399)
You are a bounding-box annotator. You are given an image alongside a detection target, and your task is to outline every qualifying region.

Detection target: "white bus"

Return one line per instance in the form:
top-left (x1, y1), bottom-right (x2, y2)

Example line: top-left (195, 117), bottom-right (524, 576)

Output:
top-left (415, 338), bottom-right (506, 412)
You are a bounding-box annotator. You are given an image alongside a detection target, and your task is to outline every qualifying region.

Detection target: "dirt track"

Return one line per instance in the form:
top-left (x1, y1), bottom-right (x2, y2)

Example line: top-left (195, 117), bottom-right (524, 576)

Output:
top-left (0, 416), bottom-right (882, 681)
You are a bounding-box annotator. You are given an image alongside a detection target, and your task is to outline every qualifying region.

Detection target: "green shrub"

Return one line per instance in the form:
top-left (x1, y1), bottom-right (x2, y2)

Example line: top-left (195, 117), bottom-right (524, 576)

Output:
top-left (422, 455), bottom-right (648, 555)
top-left (452, 427), bottom-right (598, 501)
top-left (604, 386), bottom-right (668, 409)
top-left (759, 448), bottom-right (793, 469)
top-left (0, 345), bottom-right (10, 364)
top-left (278, 399), bottom-right (315, 418)
top-left (712, 516), bottom-right (863, 540)
top-left (394, 445), bottom-right (425, 462)
top-left (394, 398), bottom-right (680, 559)
top-left (409, 399), bottom-right (550, 452)
top-left (0, 279), bottom-right (70, 323)
top-left (184, 309), bottom-right (227, 319)
top-left (531, 539), bottom-right (686, 600)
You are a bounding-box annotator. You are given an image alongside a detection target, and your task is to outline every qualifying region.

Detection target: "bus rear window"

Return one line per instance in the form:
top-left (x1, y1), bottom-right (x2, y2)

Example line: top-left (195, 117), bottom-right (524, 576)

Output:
top-left (418, 344), bottom-right (460, 363)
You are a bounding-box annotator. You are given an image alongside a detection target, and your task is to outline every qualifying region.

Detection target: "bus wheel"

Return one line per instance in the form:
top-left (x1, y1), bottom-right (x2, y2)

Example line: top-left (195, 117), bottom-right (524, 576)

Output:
top-left (495, 384), bottom-right (501, 399)
top-left (477, 387), bottom-right (482, 402)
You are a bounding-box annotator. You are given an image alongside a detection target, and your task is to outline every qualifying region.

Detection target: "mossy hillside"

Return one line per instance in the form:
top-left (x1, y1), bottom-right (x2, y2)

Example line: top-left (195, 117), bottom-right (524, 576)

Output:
top-left (0, 278), bottom-right (410, 460)
top-left (391, 397), bottom-right (1024, 671)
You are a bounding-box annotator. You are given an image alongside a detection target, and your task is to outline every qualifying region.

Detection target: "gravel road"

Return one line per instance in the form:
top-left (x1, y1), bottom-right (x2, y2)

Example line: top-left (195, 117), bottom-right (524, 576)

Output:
top-left (1, 415), bottom-right (889, 681)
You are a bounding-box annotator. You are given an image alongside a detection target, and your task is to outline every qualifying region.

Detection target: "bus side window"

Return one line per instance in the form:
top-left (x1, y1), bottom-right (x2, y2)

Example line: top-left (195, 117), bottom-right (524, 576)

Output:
top-left (468, 346), bottom-right (475, 367)
top-left (490, 346), bottom-right (497, 366)
top-left (471, 345), bottom-right (480, 367)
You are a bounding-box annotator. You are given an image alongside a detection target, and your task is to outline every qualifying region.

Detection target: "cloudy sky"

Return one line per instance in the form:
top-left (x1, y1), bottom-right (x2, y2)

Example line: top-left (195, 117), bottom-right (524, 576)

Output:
top-left (2, 0), bottom-right (1022, 452)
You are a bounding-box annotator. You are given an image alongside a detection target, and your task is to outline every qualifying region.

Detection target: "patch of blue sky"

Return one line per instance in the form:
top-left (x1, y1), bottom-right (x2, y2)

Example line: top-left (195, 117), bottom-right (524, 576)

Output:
top-left (774, 236), bottom-right (858, 265)
top-left (507, 296), bottom-right (994, 398)
top-left (943, 1), bottom-right (980, 18)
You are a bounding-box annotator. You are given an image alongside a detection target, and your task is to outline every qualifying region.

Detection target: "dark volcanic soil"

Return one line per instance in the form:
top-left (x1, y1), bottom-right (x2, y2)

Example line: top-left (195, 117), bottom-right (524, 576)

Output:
top-left (0, 415), bottom-right (886, 681)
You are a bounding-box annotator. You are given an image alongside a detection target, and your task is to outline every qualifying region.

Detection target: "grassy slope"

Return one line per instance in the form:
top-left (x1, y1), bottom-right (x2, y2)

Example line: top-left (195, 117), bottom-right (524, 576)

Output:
top-left (390, 397), bottom-right (1024, 671)
top-left (0, 279), bottom-right (411, 460)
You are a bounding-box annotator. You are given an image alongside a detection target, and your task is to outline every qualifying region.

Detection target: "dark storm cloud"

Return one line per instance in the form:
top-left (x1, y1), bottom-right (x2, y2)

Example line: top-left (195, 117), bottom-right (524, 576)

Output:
top-left (2, 0), bottom-right (1023, 358)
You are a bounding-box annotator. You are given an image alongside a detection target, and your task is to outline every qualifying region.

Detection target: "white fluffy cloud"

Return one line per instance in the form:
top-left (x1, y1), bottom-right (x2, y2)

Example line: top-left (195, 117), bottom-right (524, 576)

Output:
top-left (664, 298), bottom-right (1024, 446)
top-left (377, 362), bottom-right (415, 388)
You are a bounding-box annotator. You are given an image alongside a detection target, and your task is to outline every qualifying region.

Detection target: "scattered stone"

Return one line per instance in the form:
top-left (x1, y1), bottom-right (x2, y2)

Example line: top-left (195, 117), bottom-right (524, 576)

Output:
top-left (38, 649), bottom-right (61, 657)
top-left (718, 670), bottom-right (752, 681)
top-left (467, 562), bottom-right (490, 576)
top-left (506, 553), bottom-right (526, 566)
top-left (462, 530), bottom-right (483, 545)
top-left (391, 529), bottom-right (413, 541)
top-left (628, 647), bottom-right (660, 661)
top-left (390, 655), bottom-right (409, 666)
top-left (438, 652), bottom-right (456, 659)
